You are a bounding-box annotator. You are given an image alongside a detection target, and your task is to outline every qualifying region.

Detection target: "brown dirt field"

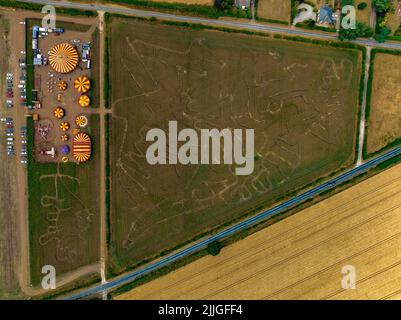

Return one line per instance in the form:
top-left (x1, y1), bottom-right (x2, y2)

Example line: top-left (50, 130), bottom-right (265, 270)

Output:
top-left (108, 17), bottom-right (361, 274)
top-left (305, 0), bottom-right (335, 9)
top-left (386, 11), bottom-right (400, 36)
top-left (0, 14), bottom-right (22, 299)
top-left (257, 0), bottom-right (290, 23)
top-left (116, 161), bottom-right (401, 300)
top-left (355, 0), bottom-right (372, 26)
top-left (366, 53), bottom-right (401, 155)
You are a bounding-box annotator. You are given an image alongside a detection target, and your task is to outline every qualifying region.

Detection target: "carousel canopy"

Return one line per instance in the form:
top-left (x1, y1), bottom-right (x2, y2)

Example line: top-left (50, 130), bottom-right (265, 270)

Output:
top-left (60, 145), bottom-right (70, 155)
top-left (58, 81), bottom-right (67, 90)
top-left (74, 76), bottom-right (90, 93)
top-left (75, 115), bottom-right (88, 128)
top-left (60, 122), bottom-right (70, 132)
top-left (53, 107), bottom-right (65, 119)
top-left (78, 95), bottom-right (90, 108)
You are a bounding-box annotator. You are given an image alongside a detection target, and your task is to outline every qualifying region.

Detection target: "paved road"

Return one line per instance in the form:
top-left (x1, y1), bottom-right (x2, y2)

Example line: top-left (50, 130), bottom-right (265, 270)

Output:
top-left (16, 0), bottom-right (401, 50)
top-left (13, 0), bottom-right (401, 299)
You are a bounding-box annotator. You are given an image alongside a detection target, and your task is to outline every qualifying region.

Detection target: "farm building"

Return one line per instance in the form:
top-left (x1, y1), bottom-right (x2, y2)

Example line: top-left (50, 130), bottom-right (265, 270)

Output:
top-left (317, 5), bottom-right (336, 26)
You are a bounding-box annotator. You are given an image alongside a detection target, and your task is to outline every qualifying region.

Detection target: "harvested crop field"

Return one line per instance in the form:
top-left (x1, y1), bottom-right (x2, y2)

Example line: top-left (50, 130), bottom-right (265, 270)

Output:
top-left (257, 0), bottom-right (290, 23)
top-left (116, 161), bottom-right (401, 300)
top-left (27, 115), bottom-right (101, 286)
top-left (355, 0), bottom-right (372, 26)
top-left (366, 52), bottom-right (401, 156)
top-left (108, 17), bottom-right (362, 274)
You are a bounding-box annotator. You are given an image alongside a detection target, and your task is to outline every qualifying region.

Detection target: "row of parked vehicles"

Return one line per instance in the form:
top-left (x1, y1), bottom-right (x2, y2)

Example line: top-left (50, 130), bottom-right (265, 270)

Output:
top-left (6, 72), bottom-right (13, 103)
top-left (20, 126), bottom-right (27, 164)
top-left (5, 73), bottom-right (13, 109)
top-left (1, 116), bottom-right (15, 157)
top-left (1, 116), bottom-right (27, 163)
top-left (19, 54), bottom-right (27, 105)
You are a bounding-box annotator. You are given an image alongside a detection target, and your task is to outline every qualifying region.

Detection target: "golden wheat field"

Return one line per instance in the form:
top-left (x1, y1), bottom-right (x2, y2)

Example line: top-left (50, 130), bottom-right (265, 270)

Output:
top-left (116, 162), bottom-right (401, 300)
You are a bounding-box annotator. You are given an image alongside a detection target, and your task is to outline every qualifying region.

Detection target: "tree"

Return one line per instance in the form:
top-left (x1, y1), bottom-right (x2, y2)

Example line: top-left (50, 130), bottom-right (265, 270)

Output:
top-left (207, 241), bottom-right (222, 256)
top-left (338, 22), bottom-right (373, 40)
top-left (356, 22), bottom-right (374, 37)
top-left (357, 2), bottom-right (368, 10)
top-left (374, 26), bottom-right (391, 42)
top-left (372, 0), bottom-right (393, 14)
top-left (214, 0), bottom-right (234, 11)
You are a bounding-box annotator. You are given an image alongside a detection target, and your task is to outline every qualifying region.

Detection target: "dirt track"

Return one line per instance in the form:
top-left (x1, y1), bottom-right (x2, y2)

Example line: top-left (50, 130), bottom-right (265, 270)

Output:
top-left (0, 13), bottom-right (23, 299)
top-left (116, 162), bottom-right (401, 300)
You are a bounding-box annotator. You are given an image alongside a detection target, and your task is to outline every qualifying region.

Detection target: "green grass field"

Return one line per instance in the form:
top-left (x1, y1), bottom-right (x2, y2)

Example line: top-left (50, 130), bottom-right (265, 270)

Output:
top-left (107, 16), bottom-right (362, 275)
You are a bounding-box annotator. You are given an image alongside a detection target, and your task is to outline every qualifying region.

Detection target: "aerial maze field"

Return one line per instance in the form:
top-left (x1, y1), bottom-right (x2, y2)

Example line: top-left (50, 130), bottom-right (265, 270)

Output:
top-left (107, 17), bottom-right (362, 274)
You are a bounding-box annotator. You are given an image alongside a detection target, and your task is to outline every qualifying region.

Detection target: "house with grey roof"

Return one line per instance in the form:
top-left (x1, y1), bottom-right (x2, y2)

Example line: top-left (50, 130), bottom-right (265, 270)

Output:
top-left (317, 4), bottom-right (336, 26)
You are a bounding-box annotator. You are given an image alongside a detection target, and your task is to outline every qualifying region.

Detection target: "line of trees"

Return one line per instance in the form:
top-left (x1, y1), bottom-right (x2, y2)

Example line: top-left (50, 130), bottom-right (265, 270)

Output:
top-left (372, 0), bottom-right (394, 43)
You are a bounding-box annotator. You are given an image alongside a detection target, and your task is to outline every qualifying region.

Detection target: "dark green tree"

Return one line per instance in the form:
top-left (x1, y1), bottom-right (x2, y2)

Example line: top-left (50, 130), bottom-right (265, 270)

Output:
top-left (338, 22), bottom-right (373, 40)
top-left (372, 0), bottom-right (393, 13)
top-left (357, 2), bottom-right (368, 10)
top-left (214, 0), bottom-right (234, 11)
top-left (207, 241), bottom-right (222, 256)
top-left (374, 26), bottom-right (391, 42)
